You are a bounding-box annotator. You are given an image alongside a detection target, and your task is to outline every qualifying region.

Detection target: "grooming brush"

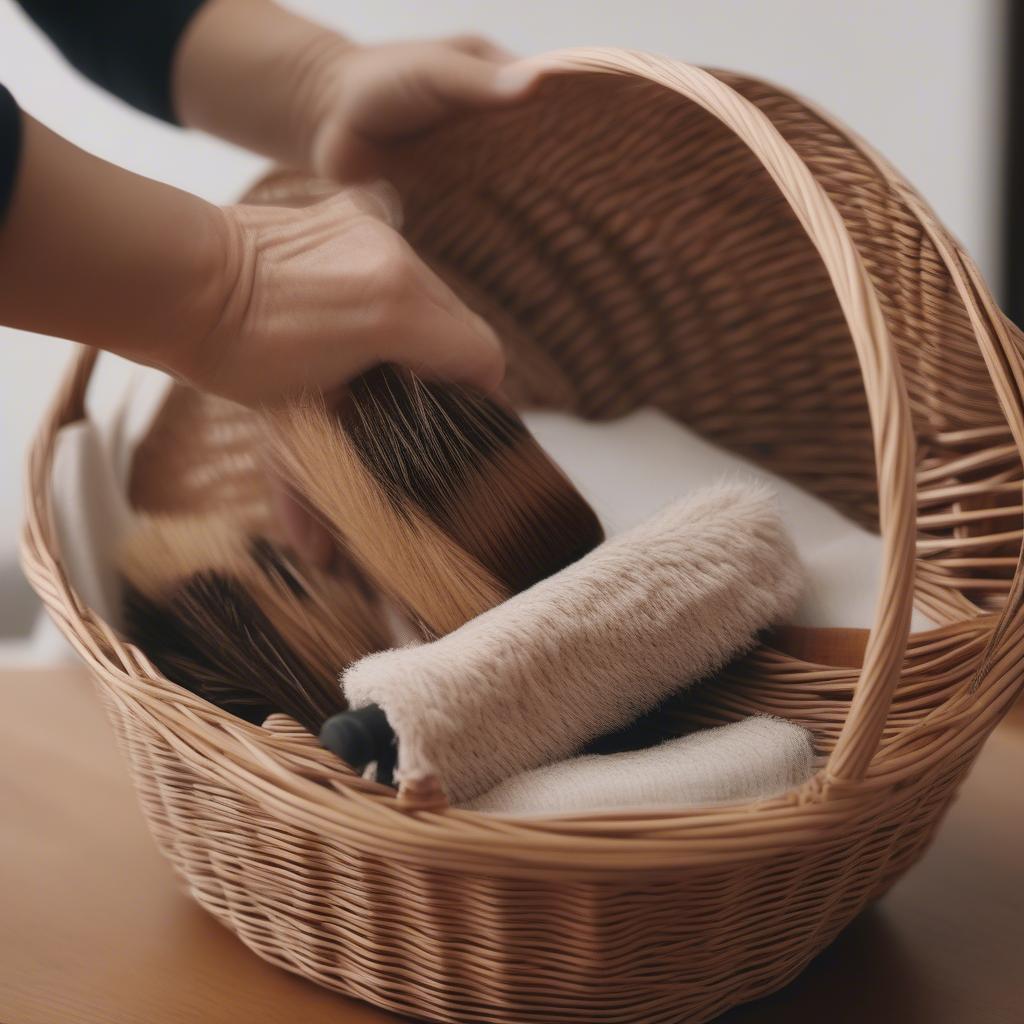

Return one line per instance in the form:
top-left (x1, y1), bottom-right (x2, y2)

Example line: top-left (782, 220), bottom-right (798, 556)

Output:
top-left (119, 515), bottom-right (390, 731)
top-left (267, 364), bottom-right (605, 638)
top-left (320, 481), bottom-right (805, 804)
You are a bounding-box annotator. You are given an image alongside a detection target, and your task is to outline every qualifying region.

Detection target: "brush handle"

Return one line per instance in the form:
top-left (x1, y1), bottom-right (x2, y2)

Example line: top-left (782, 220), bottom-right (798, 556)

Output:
top-left (320, 704), bottom-right (396, 785)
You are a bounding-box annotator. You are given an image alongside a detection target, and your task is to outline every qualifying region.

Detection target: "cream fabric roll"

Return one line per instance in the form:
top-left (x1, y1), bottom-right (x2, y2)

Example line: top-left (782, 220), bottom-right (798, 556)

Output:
top-left (343, 480), bottom-right (804, 804)
top-left (461, 716), bottom-right (816, 816)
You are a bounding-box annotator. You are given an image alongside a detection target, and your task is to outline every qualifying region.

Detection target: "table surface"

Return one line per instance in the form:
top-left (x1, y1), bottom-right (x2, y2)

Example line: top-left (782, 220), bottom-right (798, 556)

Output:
top-left (2, 667), bottom-right (1022, 1024)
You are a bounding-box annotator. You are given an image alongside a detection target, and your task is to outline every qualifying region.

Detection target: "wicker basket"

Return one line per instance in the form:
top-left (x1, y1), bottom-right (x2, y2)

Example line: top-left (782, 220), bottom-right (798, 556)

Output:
top-left (22, 50), bottom-right (1024, 1023)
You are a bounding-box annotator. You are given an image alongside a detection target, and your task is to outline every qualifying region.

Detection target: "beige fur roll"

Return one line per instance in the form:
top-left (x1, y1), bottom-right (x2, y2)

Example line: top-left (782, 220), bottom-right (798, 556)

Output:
top-left (461, 717), bottom-right (816, 815)
top-left (343, 481), bottom-right (805, 804)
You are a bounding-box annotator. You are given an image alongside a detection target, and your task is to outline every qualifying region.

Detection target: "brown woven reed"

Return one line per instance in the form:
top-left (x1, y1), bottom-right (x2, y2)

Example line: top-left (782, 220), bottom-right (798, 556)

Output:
top-left (21, 50), bottom-right (1024, 1023)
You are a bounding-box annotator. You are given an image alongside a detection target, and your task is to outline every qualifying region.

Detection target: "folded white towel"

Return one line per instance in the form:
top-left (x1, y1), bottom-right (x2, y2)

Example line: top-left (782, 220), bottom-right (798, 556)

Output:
top-left (47, 361), bottom-right (170, 634)
top-left (51, 420), bottom-right (135, 631)
top-left (461, 716), bottom-right (816, 816)
top-left (525, 409), bottom-right (936, 632)
top-left (344, 481), bottom-right (804, 804)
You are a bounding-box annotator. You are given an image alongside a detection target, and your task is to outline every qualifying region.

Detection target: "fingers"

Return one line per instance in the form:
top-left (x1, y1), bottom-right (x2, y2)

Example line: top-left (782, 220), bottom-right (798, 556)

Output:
top-left (442, 34), bottom-right (517, 63)
top-left (492, 58), bottom-right (551, 99)
top-left (397, 282), bottom-right (506, 392)
top-left (313, 41), bottom-right (548, 181)
top-left (250, 168), bottom-right (504, 395)
top-left (418, 297), bottom-right (506, 393)
top-left (315, 193), bottom-right (504, 392)
top-left (402, 312), bottom-right (506, 393)
top-left (375, 234), bottom-right (505, 392)
top-left (421, 50), bottom-right (546, 108)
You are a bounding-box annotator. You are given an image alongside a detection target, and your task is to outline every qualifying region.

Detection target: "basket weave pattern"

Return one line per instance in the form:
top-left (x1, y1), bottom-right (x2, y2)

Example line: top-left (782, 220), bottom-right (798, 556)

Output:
top-left (22, 51), bottom-right (1024, 1023)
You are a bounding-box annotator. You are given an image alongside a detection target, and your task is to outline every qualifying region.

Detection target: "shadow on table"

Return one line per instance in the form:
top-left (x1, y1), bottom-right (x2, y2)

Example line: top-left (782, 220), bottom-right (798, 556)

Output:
top-left (720, 906), bottom-right (934, 1023)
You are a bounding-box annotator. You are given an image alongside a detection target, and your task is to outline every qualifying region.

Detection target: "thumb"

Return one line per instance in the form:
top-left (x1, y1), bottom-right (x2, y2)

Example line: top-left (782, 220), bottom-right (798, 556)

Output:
top-left (387, 247), bottom-right (506, 392)
top-left (422, 52), bottom-right (546, 109)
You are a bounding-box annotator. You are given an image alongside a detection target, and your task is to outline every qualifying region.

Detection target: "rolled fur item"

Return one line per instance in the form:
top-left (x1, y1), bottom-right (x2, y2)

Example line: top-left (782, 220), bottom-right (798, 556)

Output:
top-left (461, 717), bottom-right (816, 815)
top-left (337, 481), bottom-right (805, 804)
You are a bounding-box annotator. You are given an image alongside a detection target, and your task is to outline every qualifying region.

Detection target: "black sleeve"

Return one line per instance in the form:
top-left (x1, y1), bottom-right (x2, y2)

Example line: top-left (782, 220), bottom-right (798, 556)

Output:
top-left (1, 1), bottom-right (209, 221)
top-left (0, 85), bottom-right (21, 222)
top-left (15, 0), bottom-right (208, 123)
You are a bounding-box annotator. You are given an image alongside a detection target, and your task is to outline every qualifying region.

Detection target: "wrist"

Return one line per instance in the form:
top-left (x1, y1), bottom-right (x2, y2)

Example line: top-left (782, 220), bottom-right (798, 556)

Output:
top-left (174, 0), bottom-right (354, 171)
top-left (0, 114), bottom-right (244, 380)
top-left (276, 27), bottom-right (356, 174)
top-left (169, 202), bottom-right (256, 393)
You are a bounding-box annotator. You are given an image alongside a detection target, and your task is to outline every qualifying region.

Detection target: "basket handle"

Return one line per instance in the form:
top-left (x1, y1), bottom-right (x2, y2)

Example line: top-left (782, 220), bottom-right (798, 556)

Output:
top-left (21, 345), bottom-right (101, 591)
top-left (19, 344), bottom-right (142, 686)
top-left (538, 50), bottom-right (918, 785)
top-left (901, 195), bottom-right (1024, 698)
top-left (26, 57), bottom-right (919, 789)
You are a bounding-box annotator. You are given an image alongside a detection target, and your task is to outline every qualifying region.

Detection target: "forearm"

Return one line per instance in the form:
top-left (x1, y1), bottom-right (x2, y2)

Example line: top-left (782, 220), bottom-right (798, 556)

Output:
top-left (173, 0), bottom-right (351, 169)
top-left (0, 111), bottom-right (227, 377)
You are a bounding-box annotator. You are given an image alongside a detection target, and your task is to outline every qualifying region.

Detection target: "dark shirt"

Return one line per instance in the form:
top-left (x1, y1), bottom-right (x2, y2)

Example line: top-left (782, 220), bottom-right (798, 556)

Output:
top-left (0, 0), bottom-right (206, 219)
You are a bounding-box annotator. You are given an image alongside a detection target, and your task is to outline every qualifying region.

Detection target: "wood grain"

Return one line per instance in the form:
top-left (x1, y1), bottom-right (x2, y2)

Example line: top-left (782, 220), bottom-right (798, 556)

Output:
top-left (1, 667), bottom-right (1021, 1023)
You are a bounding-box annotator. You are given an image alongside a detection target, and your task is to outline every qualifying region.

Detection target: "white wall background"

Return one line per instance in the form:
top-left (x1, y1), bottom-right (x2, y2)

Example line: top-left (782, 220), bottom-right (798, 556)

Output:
top-left (0, 0), bottom-right (1005, 636)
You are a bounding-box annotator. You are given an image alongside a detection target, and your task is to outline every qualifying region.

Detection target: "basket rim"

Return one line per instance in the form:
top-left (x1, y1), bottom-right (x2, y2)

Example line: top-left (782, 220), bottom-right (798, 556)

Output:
top-left (20, 49), bottom-right (1024, 873)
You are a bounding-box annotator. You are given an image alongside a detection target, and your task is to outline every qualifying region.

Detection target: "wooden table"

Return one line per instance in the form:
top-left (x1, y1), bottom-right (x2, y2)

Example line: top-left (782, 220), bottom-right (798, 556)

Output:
top-left (2, 667), bottom-right (1022, 1023)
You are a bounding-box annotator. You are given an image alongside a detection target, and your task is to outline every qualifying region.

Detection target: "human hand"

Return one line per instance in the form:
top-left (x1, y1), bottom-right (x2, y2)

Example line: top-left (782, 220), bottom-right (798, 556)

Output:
top-left (182, 181), bottom-right (503, 407)
top-left (169, 4), bottom-right (539, 560)
top-left (193, 181), bottom-right (506, 566)
top-left (174, 2), bottom-right (545, 182)
top-left (304, 37), bottom-right (543, 181)
top-left (0, 107), bottom-right (504, 565)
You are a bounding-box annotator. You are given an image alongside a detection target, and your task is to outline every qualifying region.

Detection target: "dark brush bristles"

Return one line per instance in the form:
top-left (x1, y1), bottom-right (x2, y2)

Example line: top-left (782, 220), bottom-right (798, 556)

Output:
top-left (268, 366), bottom-right (604, 637)
top-left (344, 367), bottom-right (604, 593)
top-left (124, 574), bottom-right (312, 727)
top-left (119, 516), bottom-right (389, 731)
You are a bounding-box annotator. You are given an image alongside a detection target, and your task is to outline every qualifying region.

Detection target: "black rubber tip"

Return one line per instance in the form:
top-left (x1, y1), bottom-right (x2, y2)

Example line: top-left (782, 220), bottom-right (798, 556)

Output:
top-left (319, 704), bottom-right (394, 773)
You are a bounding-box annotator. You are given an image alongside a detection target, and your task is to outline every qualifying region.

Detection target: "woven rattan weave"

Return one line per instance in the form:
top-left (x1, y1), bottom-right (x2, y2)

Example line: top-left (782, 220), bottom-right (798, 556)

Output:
top-left (22, 50), bottom-right (1024, 1023)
